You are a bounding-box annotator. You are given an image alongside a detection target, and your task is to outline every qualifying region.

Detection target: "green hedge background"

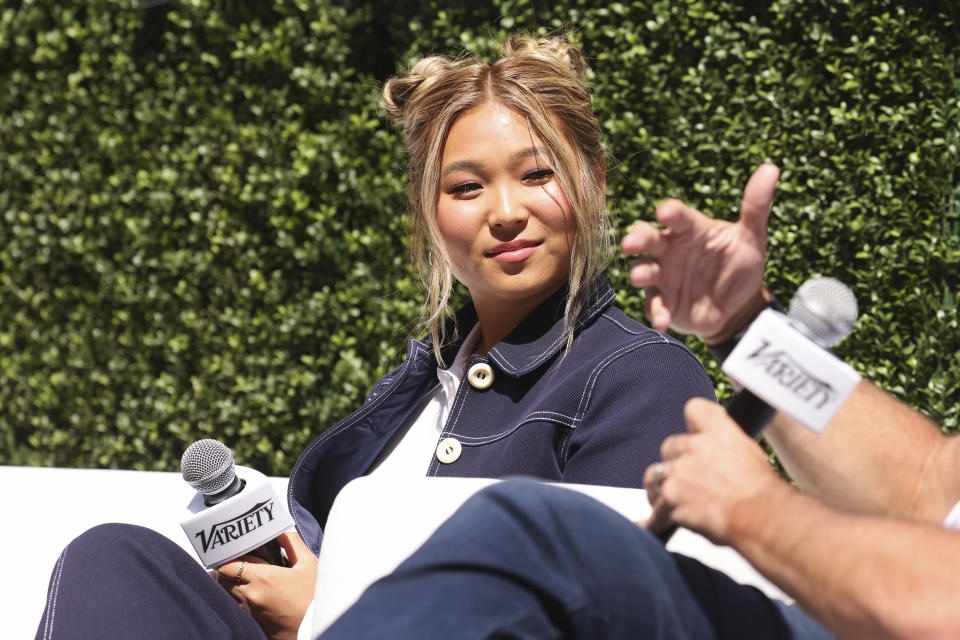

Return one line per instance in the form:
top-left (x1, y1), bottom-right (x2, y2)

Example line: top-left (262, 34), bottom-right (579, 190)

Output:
top-left (2, 0), bottom-right (958, 476)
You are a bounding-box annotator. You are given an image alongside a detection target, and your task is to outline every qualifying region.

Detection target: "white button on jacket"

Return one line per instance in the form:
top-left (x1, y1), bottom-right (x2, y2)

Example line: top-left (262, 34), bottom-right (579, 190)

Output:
top-left (467, 363), bottom-right (494, 390)
top-left (436, 437), bottom-right (462, 464)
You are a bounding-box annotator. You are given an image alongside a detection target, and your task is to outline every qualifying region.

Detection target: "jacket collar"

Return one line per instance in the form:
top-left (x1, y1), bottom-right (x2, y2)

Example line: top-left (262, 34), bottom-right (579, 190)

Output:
top-left (431, 276), bottom-right (616, 378)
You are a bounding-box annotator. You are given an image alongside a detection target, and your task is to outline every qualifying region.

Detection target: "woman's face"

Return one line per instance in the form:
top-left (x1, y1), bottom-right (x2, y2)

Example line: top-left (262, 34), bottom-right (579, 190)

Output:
top-left (436, 101), bottom-right (575, 318)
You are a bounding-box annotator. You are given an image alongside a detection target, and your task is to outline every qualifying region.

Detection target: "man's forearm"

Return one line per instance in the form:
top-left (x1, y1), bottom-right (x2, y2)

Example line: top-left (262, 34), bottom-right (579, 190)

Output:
top-left (763, 380), bottom-right (958, 524)
top-left (705, 285), bottom-right (958, 524)
top-left (730, 480), bottom-right (960, 640)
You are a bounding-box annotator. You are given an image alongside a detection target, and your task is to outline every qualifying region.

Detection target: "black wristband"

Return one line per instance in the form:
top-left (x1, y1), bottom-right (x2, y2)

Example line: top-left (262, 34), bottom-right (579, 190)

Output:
top-left (706, 294), bottom-right (785, 365)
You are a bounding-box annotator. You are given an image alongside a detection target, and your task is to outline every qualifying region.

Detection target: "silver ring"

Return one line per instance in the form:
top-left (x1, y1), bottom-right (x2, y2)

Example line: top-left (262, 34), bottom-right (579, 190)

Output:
top-left (652, 463), bottom-right (665, 490)
top-left (235, 560), bottom-right (248, 586)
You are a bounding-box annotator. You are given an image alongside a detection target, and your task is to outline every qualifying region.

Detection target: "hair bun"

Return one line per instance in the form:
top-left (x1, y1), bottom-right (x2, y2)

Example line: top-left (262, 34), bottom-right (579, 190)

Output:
top-left (500, 35), bottom-right (588, 81)
top-left (382, 56), bottom-right (458, 124)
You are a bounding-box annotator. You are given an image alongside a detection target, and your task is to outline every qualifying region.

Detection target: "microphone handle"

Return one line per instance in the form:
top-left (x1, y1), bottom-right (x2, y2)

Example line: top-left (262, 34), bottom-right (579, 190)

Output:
top-left (248, 539), bottom-right (289, 567)
top-left (724, 388), bottom-right (776, 440)
top-left (656, 390), bottom-right (775, 545)
top-left (655, 523), bottom-right (678, 544)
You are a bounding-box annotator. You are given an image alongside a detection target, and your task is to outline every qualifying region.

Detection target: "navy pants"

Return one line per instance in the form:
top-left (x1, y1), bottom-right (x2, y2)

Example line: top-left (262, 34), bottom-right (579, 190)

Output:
top-left (37, 480), bottom-right (832, 639)
top-left (35, 522), bottom-right (267, 640)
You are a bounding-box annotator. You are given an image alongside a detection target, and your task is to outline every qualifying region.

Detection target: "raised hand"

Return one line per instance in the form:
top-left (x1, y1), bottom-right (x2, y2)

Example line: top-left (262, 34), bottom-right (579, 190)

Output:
top-left (621, 164), bottom-right (779, 343)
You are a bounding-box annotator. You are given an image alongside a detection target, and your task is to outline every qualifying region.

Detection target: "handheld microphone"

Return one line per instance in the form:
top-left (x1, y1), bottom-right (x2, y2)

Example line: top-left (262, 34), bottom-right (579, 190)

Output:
top-left (656, 278), bottom-right (860, 544)
top-left (180, 439), bottom-right (293, 569)
top-left (723, 277), bottom-right (861, 438)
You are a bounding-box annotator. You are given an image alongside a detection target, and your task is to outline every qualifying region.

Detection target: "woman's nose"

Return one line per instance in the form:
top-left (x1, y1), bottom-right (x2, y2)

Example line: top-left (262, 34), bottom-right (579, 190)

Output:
top-left (488, 186), bottom-right (528, 231)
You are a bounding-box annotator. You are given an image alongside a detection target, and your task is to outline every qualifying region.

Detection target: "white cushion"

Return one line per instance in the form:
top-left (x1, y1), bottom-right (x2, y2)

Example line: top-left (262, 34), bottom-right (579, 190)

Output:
top-left (6, 466), bottom-right (787, 640)
top-left (307, 476), bottom-right (789, 638)
top-left (3, 465), bottom-right (287, 639)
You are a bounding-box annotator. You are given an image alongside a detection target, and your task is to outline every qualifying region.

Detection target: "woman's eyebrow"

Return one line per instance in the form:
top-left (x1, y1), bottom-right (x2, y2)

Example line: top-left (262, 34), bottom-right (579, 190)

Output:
top-left (441, 146), bottom-right (550, 177)
top-left (442, 160), bottom-right (486, 178)
top-left (510, 146), bottom-right (550, 164)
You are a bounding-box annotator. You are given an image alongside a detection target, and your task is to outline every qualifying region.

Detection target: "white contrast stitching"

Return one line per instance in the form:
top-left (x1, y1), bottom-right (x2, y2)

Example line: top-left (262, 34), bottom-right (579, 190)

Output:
top-left (574, 338), bottom-right (678, 422)
top-left (288, 343), bottom-right (432, 530)
top-left (558, 427), bottom-right (573, 464)
top-left (292, 343), bottom-right (429, 462)
top-left (601, 312), bottom-right (670, 338)
top-left (42, 546), bottom-right (68, 640)
top-left (488, 287), bottom-right (615, 374)
top-left (448, 411), bottom-right (577, 445)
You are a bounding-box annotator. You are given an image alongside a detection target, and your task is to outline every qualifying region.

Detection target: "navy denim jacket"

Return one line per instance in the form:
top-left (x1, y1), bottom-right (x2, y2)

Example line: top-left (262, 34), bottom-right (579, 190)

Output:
top-left (288, 278), bottom-right (715, 553)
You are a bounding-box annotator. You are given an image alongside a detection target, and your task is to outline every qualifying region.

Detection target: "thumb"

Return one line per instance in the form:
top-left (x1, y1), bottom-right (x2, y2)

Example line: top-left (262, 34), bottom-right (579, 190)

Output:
top-left (739, 164), bottom-right (779, 239)
top-left (683, 397), bottom-right (727, 434)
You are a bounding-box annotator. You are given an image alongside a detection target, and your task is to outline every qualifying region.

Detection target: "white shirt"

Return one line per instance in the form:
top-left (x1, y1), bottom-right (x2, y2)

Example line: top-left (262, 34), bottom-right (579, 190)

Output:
top-left (367, 323), bottom-right (481, 478)
top-left (298, 324), bottom-right (482, 640)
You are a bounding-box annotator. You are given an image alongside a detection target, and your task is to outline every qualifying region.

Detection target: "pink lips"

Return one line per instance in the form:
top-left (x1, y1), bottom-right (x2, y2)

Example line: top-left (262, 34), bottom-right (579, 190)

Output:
top-left (486, 240), bottom-right (540, 264)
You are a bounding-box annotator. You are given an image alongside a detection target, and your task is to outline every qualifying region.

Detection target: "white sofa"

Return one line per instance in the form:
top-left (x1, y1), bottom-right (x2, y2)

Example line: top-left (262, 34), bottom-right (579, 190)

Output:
top-left (5, 467), bottom-right (787, 640)
top-left (307, 476), bottom-right (789, 637)
top-left (3, 465), bottom-right (283, 639)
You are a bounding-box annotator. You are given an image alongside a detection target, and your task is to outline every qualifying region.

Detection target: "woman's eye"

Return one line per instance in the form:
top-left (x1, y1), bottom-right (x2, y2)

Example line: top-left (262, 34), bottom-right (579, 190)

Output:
top-left (523, 168), bottom-right (554, 183)
top-left (449, 182), bottom-right (481, 195)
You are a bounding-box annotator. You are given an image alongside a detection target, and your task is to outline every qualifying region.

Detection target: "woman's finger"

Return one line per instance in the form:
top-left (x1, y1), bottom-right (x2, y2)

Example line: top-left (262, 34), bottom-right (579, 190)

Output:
top-left (215, 553), bottom-right (267, 587)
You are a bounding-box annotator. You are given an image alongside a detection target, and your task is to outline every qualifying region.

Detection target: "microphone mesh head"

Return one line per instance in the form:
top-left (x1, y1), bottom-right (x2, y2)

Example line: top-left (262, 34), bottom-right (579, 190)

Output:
top-left (181, 439), bottom-right (236, 496)
top-left (789, 277), bottom-right (858, 348)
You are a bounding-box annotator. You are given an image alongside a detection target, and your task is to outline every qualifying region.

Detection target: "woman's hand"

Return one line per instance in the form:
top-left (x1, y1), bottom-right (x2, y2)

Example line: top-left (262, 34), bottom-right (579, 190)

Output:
top-left (621, 164), bottom-right (779, 343)
top-left (216, 531), bottom-right (318, 640)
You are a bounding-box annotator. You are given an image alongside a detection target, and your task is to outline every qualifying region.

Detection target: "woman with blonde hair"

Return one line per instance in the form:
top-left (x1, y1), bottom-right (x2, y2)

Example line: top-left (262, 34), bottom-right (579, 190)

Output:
top-left (36, 35), bottom-right (714, 640)
top-left (284, 32), bottom-right (713, 557)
